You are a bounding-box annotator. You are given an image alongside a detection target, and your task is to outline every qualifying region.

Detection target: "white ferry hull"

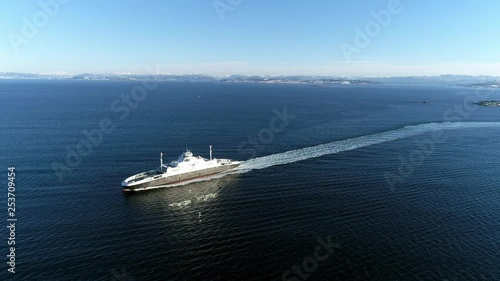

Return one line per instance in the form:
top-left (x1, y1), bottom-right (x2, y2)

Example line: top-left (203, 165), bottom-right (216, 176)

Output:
top-left (122, 162), bottom-right (239, 191)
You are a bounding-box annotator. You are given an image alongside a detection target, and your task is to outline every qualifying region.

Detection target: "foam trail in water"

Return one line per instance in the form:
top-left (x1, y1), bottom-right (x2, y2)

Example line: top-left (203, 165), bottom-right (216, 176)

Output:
top-left (235, 122), bottom-right (500, 172)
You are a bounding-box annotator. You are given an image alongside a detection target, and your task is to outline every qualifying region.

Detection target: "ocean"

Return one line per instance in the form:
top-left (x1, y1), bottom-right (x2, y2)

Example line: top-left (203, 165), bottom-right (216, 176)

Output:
top-left (1, 80), bottom-right (500, 280)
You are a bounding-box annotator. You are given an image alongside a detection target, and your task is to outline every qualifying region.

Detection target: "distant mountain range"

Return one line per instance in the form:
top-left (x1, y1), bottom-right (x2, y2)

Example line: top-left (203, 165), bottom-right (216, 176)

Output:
top-left (1, 72), bottom-right (499, 88)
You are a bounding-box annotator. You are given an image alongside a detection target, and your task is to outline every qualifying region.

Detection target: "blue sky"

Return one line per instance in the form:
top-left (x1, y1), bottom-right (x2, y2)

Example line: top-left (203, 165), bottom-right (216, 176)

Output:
top-left (1, 0), bottom-right (499, 76)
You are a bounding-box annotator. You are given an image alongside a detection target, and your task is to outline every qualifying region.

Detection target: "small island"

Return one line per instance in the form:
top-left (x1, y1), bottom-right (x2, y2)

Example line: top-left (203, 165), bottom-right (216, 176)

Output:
top-left (466, 81), bottom-right (500, 88)
top-left (474, 100), bottom-right (500, 107)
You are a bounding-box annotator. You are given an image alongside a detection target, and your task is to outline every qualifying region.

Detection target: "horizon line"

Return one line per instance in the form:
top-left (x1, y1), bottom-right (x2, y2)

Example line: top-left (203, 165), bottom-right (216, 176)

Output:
top-left (1, 71), bottom-right (500, 79)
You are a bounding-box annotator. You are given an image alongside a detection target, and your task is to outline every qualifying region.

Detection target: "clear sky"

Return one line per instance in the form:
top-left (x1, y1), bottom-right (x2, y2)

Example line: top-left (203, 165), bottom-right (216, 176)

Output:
top-left (1, 0), bottom-right (499, 76)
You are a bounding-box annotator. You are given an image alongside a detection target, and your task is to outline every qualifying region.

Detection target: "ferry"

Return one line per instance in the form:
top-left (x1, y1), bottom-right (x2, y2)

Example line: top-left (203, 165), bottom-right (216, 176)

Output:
top-left (121, 146), bottom-right (240, 191)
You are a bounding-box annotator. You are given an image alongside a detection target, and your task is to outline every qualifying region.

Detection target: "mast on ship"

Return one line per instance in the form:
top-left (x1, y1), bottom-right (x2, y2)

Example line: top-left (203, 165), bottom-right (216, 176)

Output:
top-left (160, 152), bottom-right (163, 170)
top-left (210, 145), bottom-right (212, 160)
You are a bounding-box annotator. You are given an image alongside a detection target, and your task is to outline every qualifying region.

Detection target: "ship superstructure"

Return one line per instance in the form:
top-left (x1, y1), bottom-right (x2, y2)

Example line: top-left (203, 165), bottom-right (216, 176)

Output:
top-left (121, 146), bottom-right (240, 191)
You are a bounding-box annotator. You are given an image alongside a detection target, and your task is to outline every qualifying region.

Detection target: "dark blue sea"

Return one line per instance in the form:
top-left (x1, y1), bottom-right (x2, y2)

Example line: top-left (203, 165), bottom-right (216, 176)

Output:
top-left (1, 80), bottom-right (500, 281)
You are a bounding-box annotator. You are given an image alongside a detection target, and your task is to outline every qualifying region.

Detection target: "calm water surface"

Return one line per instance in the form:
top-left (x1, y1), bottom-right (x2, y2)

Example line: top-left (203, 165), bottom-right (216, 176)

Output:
top-left (0, 80), bottom-right (500, 280)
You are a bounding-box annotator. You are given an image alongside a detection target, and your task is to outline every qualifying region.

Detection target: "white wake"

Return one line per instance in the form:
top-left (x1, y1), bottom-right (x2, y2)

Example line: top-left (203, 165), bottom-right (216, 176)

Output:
top-left (155, 121), bottom-right (500, 191)
top-left (235, 122), bottom-right (500, 172)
